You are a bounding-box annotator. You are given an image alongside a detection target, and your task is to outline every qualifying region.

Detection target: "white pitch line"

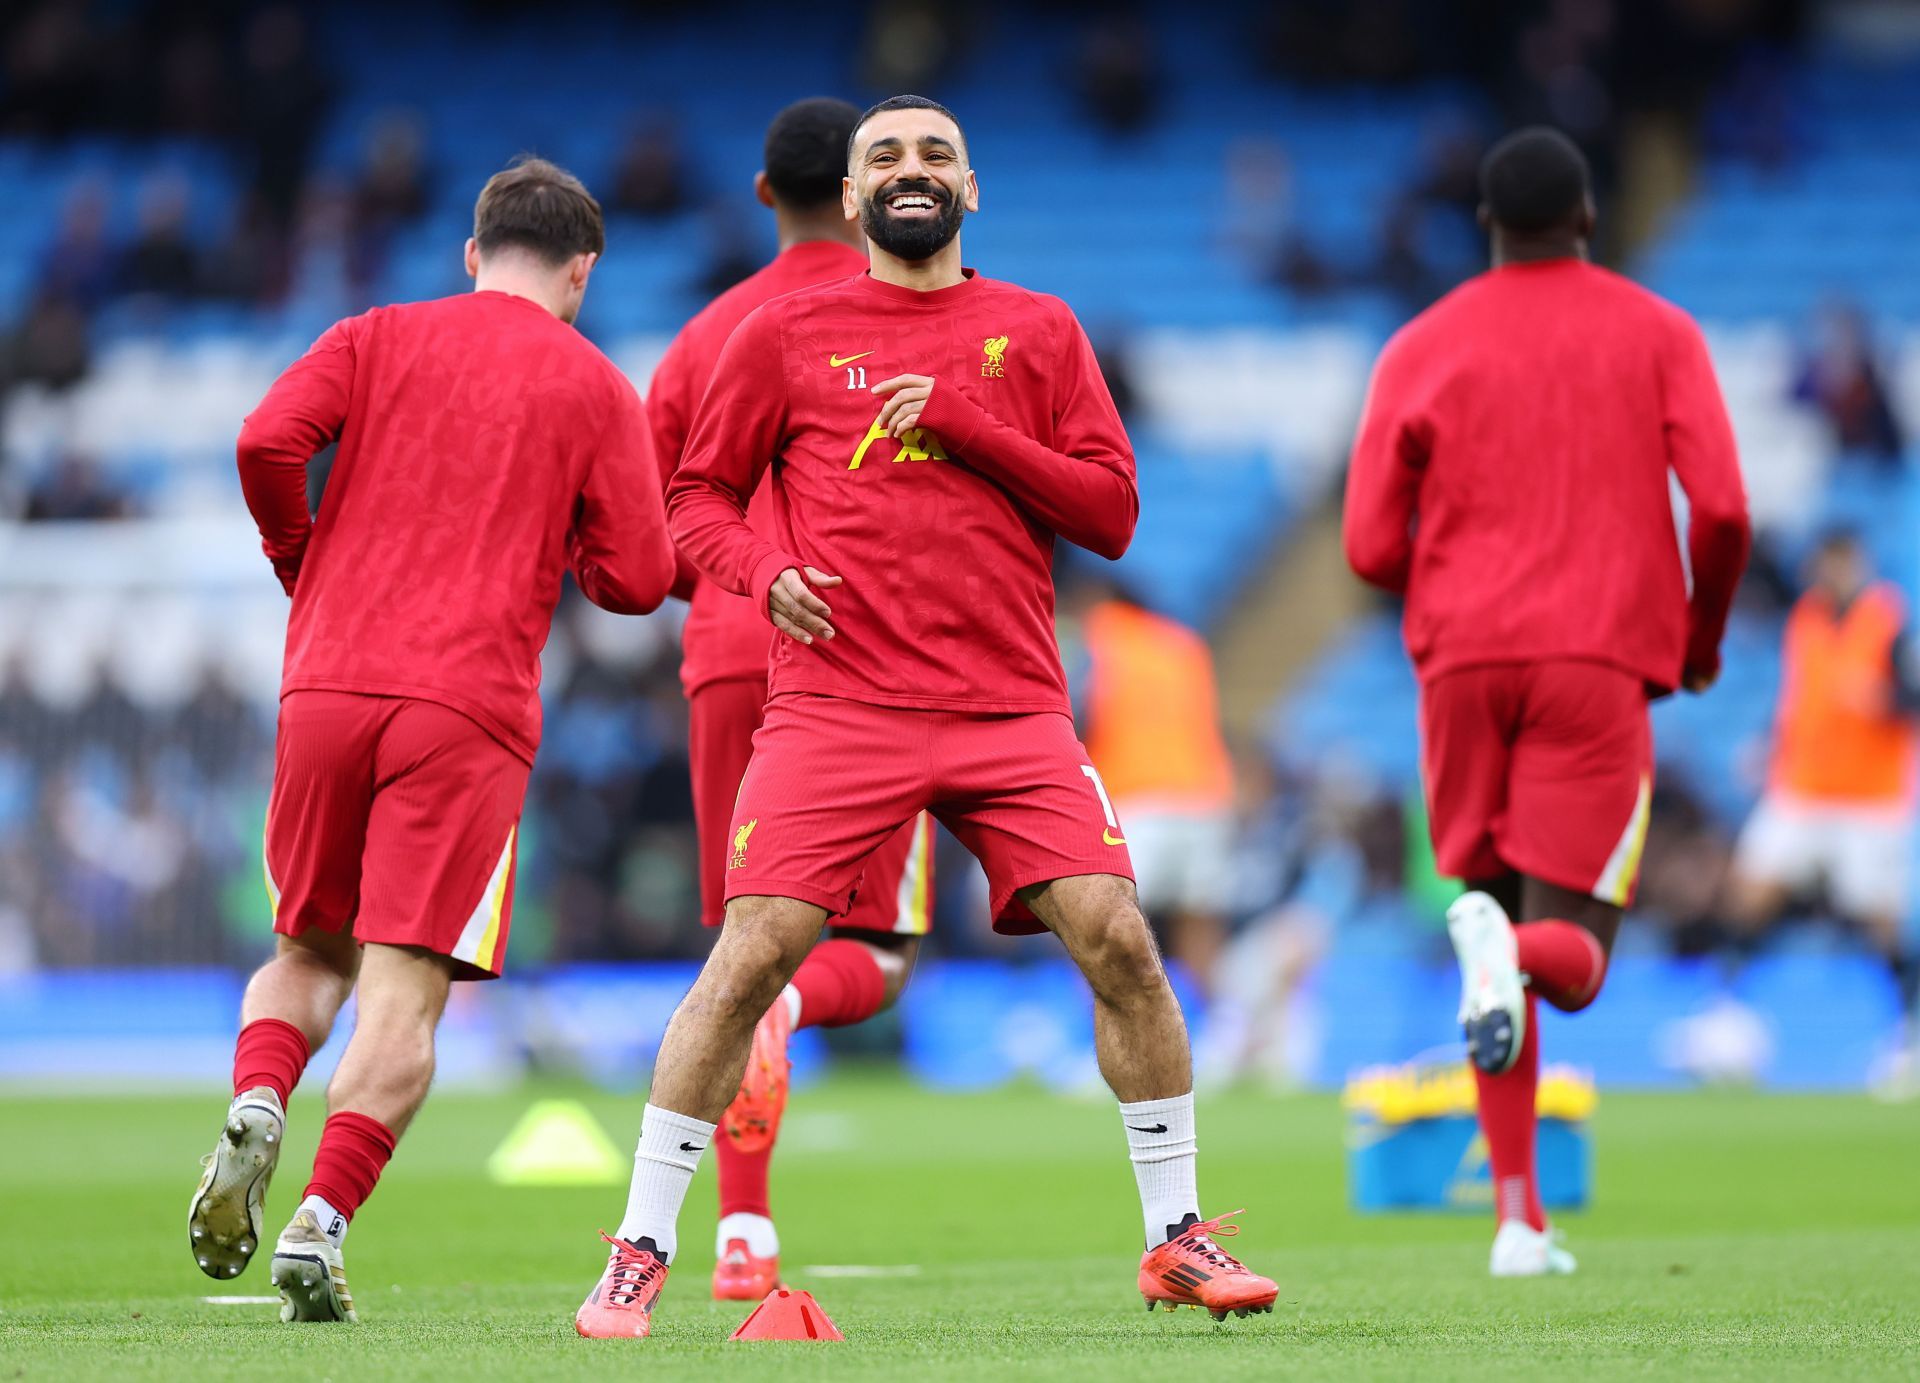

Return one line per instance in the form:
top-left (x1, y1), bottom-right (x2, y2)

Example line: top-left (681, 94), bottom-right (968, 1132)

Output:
top-left (200, 1295), bottom-right (280, 1305)
top-left (802, 1264), bottom-right (922, 1279)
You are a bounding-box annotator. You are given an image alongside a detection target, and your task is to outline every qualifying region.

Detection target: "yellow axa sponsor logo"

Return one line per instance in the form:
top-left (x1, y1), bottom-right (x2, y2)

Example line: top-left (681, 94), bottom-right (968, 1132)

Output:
top-left (848, 417), bottom-right (949, 469)
top-left (981, 334), bottom-right (1009, 377)
top-left (829, 350), bottom-right (874, 368)
top-left (730, 818), bottom-right (757, 870)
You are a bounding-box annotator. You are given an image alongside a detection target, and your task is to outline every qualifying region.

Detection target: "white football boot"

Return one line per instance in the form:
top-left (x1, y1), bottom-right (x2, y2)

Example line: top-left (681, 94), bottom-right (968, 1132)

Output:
top-left (1490, 1221), bottom-right (1577, 1277)
top-left (270, 1208), bottom-right (358, 1322)
top-left (1446, 891), bottom-right (1527, 1075)
top-left (188, 1086), bottom-right (285, 1279)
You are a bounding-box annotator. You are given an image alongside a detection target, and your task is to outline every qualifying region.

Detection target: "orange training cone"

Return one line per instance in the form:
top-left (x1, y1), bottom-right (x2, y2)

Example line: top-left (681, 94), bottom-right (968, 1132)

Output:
top-left (729, 1288), bottom-right (845, 1342)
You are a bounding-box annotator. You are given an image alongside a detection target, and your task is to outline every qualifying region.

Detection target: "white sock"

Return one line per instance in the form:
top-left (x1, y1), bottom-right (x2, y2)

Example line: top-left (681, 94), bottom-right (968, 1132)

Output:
top-left (716, 1211), bottom-right (780, 1259)
top-left (1119, 1093), bottom-right (1199, 1247)
top-left (615, 1103), bottom-right (715, 1263)
top-left (781, 985), bottom-right (802, 1027)
top-left (297, 1194), bottom-right (348, 1250)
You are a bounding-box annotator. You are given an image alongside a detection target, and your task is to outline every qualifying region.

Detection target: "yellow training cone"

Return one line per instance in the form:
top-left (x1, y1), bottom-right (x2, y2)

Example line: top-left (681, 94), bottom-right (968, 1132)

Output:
top-left (487, 1099), bottom-right (626, 1186)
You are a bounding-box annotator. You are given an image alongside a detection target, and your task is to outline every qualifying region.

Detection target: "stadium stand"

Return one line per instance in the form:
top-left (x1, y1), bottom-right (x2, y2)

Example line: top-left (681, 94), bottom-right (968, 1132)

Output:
top-left (3, 3), bottom-right (1918, 1091)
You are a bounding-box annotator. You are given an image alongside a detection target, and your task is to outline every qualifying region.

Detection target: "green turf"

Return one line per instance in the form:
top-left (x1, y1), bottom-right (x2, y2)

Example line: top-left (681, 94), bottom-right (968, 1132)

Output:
top-left (2, 1075), bottom-right (1916, 1380)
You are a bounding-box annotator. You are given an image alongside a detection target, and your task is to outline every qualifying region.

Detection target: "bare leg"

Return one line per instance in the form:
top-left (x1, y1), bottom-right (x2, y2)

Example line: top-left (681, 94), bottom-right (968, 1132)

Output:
top-left (241, 929), bottom-right (362, 1054)
top-left (649, 895), bottom-right (826, 1123)
top-left (324, 943), bottom-right (454, 1135)
top-left (1024, 873), bottom-right (1190, 1102)
top-left (1521, 878), bottom-right (1623, 958)
top-left (1467, 872), bottom-right (1524, 924)
top-left (1721, 870), bottom-right (1790, 943)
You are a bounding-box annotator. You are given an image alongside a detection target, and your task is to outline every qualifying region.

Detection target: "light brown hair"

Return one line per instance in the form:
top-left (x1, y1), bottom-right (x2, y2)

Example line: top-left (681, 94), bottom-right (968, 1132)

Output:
top-left (473, 157), bottom-right (605, 266)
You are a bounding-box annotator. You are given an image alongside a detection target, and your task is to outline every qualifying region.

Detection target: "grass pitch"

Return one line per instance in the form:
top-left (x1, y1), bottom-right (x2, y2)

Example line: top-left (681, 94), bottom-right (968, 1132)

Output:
top-left (2, 1073), bottom-right (1916, 1380)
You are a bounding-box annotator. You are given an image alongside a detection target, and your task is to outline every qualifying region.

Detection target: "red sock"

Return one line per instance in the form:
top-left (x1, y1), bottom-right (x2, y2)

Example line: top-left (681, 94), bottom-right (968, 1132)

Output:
top-left (788, 938), bottom-right (887, 1029)
top-left (1516, 920), bottom-right (1608, 1013)
top-left (304, 1111), bottom-right (398, 1222)
top-left (232, 1018), bottom-right (311, 1105)
top-left (715, 1129), bottom-right (772, 1221)
top-left (1473, 992), bottom-right (1544, 1231)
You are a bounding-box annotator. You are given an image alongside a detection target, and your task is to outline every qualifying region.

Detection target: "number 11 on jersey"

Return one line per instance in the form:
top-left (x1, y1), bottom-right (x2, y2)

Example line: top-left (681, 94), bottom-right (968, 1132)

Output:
top-left (845, 366), bottom-right (867, 390)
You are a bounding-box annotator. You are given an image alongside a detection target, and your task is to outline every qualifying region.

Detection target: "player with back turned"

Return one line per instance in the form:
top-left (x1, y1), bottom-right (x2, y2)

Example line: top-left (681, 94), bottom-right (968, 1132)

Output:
top-left (187, 158), bottom-right (675, 1323)
top-left (645, 96), bottom-right (937, 1302)
top-left (1345, 128), bottom-right (1751, 1276)
top-left (574, 95), bottom-right (1278, 1339)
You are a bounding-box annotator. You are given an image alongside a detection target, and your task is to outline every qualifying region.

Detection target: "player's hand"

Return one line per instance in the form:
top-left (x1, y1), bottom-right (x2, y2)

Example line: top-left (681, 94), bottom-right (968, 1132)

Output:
top-left (1682, 666), bottom-right (1718, 694)
top-left (768, 565), bottom-right (842, 645)
top-left (872, 374), bottom-right (937, 439)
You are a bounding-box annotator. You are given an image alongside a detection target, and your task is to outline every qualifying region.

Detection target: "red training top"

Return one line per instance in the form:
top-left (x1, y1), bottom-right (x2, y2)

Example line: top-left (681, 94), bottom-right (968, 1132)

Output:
top-left (647, 239), bottom-right (868, 696)
top-left (236, 290), bottom-right (675, 762)
top-left (669, 269), bottom-right (1136, 715)
top-left (1344, 259), bottom-right (1751, 693)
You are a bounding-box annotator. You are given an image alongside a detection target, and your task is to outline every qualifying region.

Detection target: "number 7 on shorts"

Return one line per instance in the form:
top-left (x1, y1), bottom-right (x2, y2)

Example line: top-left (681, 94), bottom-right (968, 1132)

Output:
top-left (1081, 764), bottom-right (1127, 846)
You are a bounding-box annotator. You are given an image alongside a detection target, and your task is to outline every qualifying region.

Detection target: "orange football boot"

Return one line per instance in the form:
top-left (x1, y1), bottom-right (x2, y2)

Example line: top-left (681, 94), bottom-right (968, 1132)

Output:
top-left (711, 1237), bottom-right (782, 1301)
top-left (574, 1232), bottom-right (669, 1339)
top-left (721, 997), bottom-right (793, 1154)
top-left (1139, 1210), bottom-right (1279, 1320)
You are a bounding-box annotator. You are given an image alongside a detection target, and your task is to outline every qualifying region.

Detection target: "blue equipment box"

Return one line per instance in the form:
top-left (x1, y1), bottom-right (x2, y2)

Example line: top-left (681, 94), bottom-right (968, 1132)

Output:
top-left (1344, 1062), bottom-right (1594, 1213)
top-left (1348, 1112), bottom-right (1590, 1213)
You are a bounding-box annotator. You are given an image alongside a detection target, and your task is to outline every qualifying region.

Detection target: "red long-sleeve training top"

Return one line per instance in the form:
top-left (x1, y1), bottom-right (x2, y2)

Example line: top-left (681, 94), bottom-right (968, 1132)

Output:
top-left (668, 269), bottom-right (1137, 715)
top-left (1344, 259), bottom-right (1751, 693)
top-left (646, 239), bottom-right (867, 696)
top-left (236, 290), bottom-right (675, 762)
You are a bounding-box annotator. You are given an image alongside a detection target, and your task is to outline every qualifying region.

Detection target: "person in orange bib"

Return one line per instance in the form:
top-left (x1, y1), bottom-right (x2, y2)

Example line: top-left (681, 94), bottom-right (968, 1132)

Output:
top-left (1728, 528), bottom-right (1920, 1033)
top-left (1064, 574), bottom-right (1235, 991)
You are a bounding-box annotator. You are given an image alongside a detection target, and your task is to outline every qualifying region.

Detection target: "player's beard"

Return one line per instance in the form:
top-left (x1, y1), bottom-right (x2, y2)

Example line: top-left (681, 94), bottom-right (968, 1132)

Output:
top-left (859, 181), bottom-right (965, 263)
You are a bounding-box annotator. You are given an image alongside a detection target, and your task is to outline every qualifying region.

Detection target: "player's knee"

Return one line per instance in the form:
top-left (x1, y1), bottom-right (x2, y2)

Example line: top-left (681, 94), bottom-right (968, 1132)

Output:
top-left (1079, 908), bottom-right (1169, 1002)
top-left (698, 938), bottom-right (799, 1027)
top-left (276, 930), bottom-right (360, 985)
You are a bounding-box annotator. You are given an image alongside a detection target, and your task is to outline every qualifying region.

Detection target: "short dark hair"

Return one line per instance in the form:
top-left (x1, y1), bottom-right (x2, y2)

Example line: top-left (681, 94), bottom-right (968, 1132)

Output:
top-left (764, 97), bottom-right (862, 208)
top-left (473, 156), bottom-right (605, 266)
top-left (1479, 127), bottom-right (1591, 235)
top-left (848, 94), bottom-right (967, 165)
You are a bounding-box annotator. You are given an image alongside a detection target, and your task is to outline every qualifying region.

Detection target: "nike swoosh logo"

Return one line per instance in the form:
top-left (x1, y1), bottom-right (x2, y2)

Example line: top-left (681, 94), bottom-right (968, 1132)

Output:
top-left (1128, 1123), bottom-right (1168, 1134)
top-left (1103, 829), bottom-right (1127, 846)
top-left (678, 1141), bottom-right (703, 1153)
top-left (829, 351), bottom-right (874, 368)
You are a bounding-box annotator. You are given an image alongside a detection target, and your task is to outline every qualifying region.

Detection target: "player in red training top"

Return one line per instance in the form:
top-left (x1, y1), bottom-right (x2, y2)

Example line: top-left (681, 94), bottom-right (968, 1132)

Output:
top-left (646, 96), bottom-right (936, 1303)
top-left (189, 159), bottom-right (674, 1324)
top-left (573, 95), bottom-right (1278, 1340)
top-left (1345, 127), bottom-right (1750, 1278)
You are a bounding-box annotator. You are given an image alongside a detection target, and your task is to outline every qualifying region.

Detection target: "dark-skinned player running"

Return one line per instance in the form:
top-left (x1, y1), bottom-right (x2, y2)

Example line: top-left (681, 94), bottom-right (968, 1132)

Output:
top-left (1345, 127), bottom-right (1751, 1277)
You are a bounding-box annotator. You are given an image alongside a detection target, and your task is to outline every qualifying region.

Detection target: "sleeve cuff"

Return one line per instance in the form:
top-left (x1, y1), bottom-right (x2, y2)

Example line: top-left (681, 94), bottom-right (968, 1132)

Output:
top-left (1683, 627), bottom-right (1722, 681)
top-left (919, 382), bottom-right (989, 456)
top-left (747, 548), bottom-right (803, 624)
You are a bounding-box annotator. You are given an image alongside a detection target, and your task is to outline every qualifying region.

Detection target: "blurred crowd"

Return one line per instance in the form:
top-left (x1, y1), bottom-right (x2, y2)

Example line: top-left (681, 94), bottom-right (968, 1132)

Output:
top-left (1, 0), bottom-right (1913, 1080)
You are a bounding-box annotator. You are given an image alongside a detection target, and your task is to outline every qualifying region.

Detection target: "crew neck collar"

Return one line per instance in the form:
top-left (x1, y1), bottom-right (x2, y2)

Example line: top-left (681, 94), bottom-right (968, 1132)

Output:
top-left (1491, 255), bottom-right (1587, 273)
top-left (779, 239), bottom-right (865, 267)
top-left (856, 268), bottom-right (984, 307)
top-left (473, 288), bottom-right (555, 315)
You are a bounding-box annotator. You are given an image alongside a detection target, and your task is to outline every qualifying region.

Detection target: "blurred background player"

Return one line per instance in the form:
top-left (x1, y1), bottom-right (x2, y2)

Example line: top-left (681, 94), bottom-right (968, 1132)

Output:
top-left (1344, 127), bottom-right (1751, 1277)
top-left (188, 158), bottom-right (673, 1323)
top-left (1061, 570), bottom-right (1236, 993)
top-left (644, 95), bottom-right (936, 1301)
top-left (576, 94), bottom-right (1276, 1339)
top-left (1724, 528), bottom-right (1920, 1084)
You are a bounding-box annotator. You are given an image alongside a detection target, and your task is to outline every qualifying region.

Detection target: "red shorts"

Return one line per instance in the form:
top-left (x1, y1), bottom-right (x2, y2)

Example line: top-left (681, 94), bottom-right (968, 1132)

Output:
top-left (691, 678), bottom-right (933, 933)
top-left (1420, 661), bottom-right (1654, 905)
top-left (726, 695), bottom-right (1134, 935)
top-left (265, 691), bottom-right (529, 979)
